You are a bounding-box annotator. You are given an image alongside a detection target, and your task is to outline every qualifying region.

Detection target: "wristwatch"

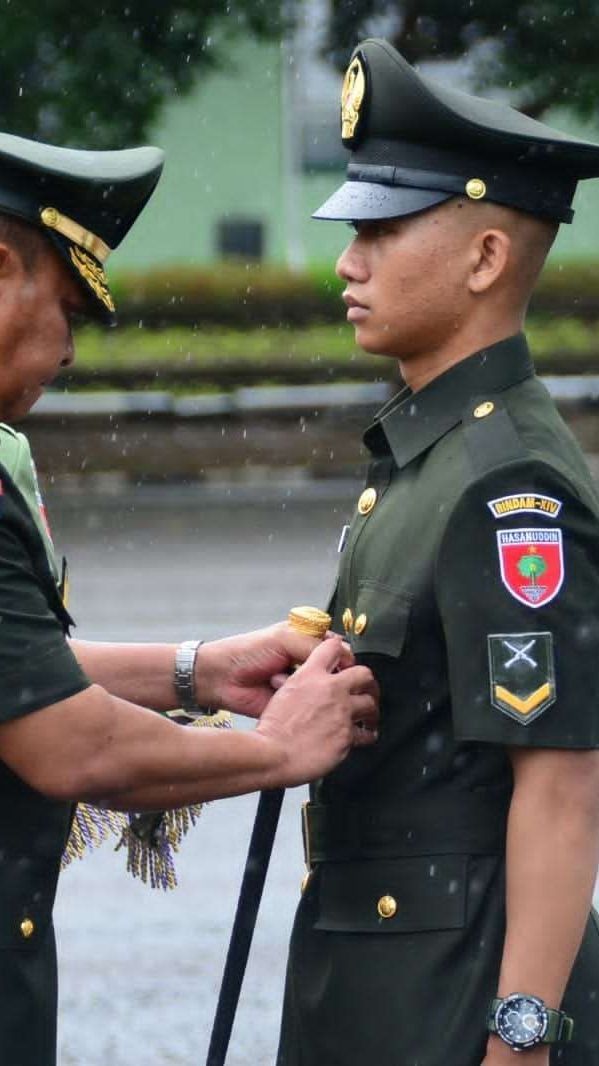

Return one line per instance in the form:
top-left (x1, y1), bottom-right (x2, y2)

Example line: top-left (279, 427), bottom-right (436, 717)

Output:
top-left (487, 994), bottom-right (574, 1051)
top-left (173, 639), bottom-right (215, 717)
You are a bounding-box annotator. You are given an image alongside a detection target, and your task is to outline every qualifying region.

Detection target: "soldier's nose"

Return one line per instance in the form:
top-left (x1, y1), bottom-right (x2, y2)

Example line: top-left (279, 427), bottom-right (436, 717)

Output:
top-left (336, 242), bottom-right (369, 283)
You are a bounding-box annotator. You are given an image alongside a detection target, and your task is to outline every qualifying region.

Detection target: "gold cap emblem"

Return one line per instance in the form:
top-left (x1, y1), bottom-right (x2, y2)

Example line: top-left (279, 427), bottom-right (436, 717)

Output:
top-left (341, 56), bottom-right (366, 142)
top-left (473, 401), bottom-right (495, 419)
top-left (377, 895), bottom-right (397, 919)
top-left (466, 178), bottom-right (487, 201)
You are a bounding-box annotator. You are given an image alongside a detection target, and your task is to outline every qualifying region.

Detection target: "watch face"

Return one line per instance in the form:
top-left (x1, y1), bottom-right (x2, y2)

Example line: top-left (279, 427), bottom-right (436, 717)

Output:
top-left (496, 995), bottom-right (548, 1049)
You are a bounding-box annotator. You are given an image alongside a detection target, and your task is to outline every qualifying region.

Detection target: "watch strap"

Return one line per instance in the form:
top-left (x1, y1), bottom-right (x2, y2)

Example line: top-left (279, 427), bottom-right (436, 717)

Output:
top-left (174, 639), bottom-right (211, 717)
top-left (545, 1008), bottom-right (574, 1043)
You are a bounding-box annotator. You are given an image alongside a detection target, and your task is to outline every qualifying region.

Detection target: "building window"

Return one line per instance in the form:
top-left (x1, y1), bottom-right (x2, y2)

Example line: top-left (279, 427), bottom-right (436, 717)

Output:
top-left (216, 218), bottom-right (265, 260)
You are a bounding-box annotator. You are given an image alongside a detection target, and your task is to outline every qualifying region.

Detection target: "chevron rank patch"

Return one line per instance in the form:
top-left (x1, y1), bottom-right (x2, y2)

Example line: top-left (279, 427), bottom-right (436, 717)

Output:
top-left (488, 632), bottom-right (556, 725)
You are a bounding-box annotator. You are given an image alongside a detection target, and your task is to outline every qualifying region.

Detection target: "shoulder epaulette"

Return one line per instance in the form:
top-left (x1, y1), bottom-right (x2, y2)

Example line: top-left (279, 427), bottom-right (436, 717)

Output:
top-left (462, 396), bottom-right (527, 479)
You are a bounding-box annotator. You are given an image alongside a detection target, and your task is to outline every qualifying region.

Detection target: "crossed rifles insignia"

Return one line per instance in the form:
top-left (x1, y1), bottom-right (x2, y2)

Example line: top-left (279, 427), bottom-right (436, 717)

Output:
top-left (487, 633), bottom-right (556, 725)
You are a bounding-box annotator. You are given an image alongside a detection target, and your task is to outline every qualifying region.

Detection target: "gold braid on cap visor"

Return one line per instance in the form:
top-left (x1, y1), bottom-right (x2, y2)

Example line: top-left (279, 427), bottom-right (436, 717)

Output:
top-left (40, 206), bottom-right (112, 264)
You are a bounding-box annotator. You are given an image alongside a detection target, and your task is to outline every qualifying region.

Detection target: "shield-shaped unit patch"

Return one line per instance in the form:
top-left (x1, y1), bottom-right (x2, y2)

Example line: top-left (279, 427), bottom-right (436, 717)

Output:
top-left (488, 632), bottom-right (556, 725)
top-left (496, 528), bottom-right (564, 608)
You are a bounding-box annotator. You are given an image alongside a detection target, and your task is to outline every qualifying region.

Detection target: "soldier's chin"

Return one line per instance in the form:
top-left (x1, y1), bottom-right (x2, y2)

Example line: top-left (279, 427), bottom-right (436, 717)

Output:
top-left (15, 386), bottom-right (44, 420)
top-left (355, 330), bottom-right (400, 359)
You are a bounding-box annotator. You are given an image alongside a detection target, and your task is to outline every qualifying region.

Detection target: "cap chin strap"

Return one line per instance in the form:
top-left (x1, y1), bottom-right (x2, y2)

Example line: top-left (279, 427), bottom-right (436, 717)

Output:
top-left (40, 206), bottom-right (112, 263)
top-left (346, 161), bottom-right (575, 223)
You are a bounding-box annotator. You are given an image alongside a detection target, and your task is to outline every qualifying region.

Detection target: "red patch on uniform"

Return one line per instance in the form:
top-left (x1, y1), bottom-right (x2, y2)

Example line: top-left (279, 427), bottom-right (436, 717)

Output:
top-left (496, 528), bottom-right (564, 609)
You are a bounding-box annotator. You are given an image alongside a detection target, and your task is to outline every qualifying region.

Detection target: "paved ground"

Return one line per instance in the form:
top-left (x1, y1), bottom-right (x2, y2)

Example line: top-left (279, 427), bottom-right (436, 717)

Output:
top-left (49, 482), bottom-right (599, 1065)
top-left (52, 484), bottom-right (352, 1066)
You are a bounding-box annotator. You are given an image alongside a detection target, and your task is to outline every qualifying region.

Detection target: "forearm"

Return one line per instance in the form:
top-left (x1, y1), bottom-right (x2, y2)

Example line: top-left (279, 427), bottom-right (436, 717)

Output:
top-left (0, 683), bottom-right (281, 805)
top-left (70, 639), bottom-right (178, 710)
top-left (497, 767), bottom-right (599, 1006)
top-left (483, 755), bottom-right (599, 1065)
top-left (93, 727), bottom-right (279, 810)
top-left (91, 721), bottom-right (282, 809)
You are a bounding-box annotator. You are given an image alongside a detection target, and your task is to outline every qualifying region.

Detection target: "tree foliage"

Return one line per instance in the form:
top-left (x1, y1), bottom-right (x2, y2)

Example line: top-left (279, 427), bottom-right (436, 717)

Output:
top-left (325, 1), bottom-right (599, 119)
top-left (0, 0), bottom-right (283, 147)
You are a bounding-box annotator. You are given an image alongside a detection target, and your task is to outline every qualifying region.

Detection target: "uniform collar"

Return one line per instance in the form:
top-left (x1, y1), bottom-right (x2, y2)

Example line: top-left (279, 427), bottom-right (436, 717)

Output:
top-left (364, 333), bottom-right (534, 468)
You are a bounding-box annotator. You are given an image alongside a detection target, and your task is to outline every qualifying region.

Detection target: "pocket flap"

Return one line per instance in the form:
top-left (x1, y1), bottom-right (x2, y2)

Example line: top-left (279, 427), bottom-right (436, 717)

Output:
top-left (350, 582), bottom-right (411, 659)
top-left (314, 855), bottom-right (467, 934)
top-left (0, 855), bottom-right (57, 950)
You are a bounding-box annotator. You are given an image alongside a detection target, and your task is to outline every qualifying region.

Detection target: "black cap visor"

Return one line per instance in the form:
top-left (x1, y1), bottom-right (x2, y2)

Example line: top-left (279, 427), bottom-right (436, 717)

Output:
top-left (313, 179), bottom-right (453, 221)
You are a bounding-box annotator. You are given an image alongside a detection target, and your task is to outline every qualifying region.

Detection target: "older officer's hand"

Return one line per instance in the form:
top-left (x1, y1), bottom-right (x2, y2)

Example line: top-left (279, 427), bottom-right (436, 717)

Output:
top-left (193, 621), bottom-right (356, 718)
top-left (253, 637), bottom-right (379, 786)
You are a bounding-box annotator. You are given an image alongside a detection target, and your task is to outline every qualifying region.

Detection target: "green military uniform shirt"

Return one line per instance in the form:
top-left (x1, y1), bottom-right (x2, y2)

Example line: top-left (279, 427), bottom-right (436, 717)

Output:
top-left (277, 334), bottom-right (599, 1066)
top-left (0, 425), bottom-right (90, 1066)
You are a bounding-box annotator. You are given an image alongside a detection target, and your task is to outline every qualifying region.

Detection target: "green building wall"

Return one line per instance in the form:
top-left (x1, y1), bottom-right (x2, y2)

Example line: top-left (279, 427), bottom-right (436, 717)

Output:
top-left (115, 39), bottom-right (599, 274)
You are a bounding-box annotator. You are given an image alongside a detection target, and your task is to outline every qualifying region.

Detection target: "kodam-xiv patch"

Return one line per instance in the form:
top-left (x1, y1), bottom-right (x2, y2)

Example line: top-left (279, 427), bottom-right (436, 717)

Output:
top-left (487, 493), bottom-right (562, 519)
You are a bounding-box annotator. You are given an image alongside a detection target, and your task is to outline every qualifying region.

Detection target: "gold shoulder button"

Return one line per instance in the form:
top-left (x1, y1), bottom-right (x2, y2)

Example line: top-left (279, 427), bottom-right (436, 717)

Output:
top-left (358, 487), bottom-right (377, 516)
top-left (342, 607), bottom-right (354, 633)
top-left (354, 613), bottom-right (368, 636)
top-left (377, 895), bottom-right (397, 919)
top-left (466, 178), bottom-right (487, 200)
top-left (473, 401), bottom-right (495, 419)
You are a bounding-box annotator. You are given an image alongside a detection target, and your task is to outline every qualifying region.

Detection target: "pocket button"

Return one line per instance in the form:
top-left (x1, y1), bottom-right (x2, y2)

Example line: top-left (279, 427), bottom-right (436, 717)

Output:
top-left (20, 918), bottom-right (35, 939)
top-left (377, 895), bottom-right (398, 919)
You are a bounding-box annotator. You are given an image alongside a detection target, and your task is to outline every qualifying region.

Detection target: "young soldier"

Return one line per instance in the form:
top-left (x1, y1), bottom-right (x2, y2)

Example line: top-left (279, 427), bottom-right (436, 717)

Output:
top-left (0, 133), bottom-right (379, 1066)
top-left (277, 39), bottom-right (599, 1066)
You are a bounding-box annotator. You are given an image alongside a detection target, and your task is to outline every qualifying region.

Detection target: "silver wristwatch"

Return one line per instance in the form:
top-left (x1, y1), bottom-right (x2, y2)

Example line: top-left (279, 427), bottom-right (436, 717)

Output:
top-left (173, 639), bottom-right (210, 717)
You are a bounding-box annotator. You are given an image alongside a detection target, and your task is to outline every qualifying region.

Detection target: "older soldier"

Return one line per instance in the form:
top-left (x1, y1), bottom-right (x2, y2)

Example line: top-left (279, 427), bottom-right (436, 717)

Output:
top-left (0, 133), bottom-right (379, 1066)
top-left (277, 39), bottom-right (599, 1066)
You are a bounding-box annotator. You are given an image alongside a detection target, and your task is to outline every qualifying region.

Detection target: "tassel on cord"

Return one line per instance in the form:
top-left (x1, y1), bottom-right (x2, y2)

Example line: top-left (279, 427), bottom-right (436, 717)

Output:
top-left (62, 710), bottom-right (231, 890)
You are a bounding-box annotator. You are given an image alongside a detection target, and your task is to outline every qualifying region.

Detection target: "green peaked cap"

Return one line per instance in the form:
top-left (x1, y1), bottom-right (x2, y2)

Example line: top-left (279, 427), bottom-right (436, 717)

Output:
top-left (0, 131), bottom-right (164, 320)
top-left (314, 38), bottom-right (599, 225)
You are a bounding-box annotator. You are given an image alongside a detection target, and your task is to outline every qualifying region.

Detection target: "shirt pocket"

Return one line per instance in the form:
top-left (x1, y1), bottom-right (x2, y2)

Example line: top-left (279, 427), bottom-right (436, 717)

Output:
top-left (0, 854), bottom-right (57, 950)
top-left (313, 854), bottom-right (467, 934)
top-left (350, 580), bottom-right (412, 659)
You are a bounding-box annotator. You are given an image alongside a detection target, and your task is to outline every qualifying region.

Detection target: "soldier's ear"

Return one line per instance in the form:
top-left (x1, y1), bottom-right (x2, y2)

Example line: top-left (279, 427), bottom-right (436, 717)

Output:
top-left (467, 228), bottom-right (511, 295)
top-left (0, 241), bottom-right (26, 281)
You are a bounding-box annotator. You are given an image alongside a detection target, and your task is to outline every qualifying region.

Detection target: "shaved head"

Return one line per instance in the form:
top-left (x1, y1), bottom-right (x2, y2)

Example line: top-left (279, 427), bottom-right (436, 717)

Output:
top-left (448, 198), bottom-right (558, 312)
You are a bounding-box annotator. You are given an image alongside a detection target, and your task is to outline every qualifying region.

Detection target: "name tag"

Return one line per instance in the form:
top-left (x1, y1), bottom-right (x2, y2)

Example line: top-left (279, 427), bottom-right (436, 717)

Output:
top-left (337, 524), bottom-right (350, 554)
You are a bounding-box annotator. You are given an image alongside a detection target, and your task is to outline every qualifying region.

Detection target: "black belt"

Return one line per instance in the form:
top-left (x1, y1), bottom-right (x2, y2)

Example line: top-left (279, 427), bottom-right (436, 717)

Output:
top-left (302, 791), bottom-right (510, 867)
